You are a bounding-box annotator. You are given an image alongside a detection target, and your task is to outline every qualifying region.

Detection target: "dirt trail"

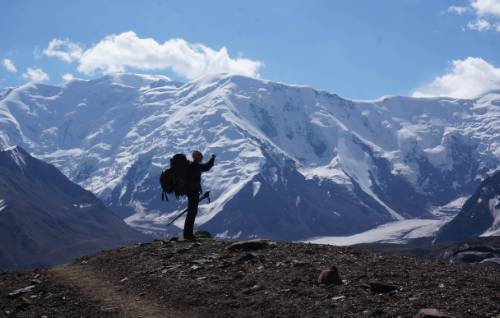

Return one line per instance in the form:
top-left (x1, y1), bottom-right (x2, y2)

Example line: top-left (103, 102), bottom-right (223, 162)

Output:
top-left (49, 264), bottom-right (189, 318)
top-left (2, 238), bottom-right (499, 317)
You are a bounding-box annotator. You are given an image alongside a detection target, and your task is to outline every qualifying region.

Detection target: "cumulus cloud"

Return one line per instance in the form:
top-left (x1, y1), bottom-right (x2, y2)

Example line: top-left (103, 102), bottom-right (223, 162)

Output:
top-left (43, 39), bottom-right (83, 63)
top-left (467, 18), bottom-right (492, 30)
top-left (22, 67), bottom-right (50, 83)
top-left (43, 32), bottom-right (262, 79)
top-left (412, 57), bottom-right (500, 99)
top-left (449, 0), bottom-right (500, 32)
top-left (470, 0), bottom-right (500, 17)
top-left (1, 59), bottom-right (17, 73)
top-left (447, 5), bottom-right (469, 15)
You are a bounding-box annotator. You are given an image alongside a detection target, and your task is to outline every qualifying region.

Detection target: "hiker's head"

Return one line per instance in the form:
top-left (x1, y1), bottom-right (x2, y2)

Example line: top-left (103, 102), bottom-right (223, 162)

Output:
top-left (192, 150), bottom-right (203, 163)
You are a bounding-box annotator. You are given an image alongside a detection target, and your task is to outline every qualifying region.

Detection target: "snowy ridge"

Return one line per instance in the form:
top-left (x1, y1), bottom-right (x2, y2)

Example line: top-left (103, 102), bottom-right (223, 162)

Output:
top-left (0, 73), bottom-right (498, 239)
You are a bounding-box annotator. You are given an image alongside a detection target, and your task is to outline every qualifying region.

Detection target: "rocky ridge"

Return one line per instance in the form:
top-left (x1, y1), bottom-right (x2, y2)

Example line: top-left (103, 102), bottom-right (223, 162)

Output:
top-left (1, 236), bottom-right (498, 317)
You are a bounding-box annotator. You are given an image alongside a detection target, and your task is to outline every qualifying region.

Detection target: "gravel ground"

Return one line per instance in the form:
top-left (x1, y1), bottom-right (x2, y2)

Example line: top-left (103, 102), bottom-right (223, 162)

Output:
top-left (1, 236), bottom-right (499, 317)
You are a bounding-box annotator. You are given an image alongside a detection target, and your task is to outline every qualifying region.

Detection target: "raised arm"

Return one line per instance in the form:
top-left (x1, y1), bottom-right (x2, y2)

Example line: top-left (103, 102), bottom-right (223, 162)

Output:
top-left (199, 155), bottom-right (215, 172)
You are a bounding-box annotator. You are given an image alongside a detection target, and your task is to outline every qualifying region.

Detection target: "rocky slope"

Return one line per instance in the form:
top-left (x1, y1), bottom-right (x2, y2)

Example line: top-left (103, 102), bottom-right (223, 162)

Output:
top-left (0, 236), bottom-right (498, 317)
top-left (436, 170), bottom-right (500, 243)
top-left (0, 73), bottom-right (499, 240)
top-left (0, 146), bottom-right (149, 270)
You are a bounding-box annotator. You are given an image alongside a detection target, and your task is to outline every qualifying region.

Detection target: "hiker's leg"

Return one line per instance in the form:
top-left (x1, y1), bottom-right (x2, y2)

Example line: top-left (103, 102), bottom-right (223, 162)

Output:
top-left (183, 192), bottom-right (199, 238)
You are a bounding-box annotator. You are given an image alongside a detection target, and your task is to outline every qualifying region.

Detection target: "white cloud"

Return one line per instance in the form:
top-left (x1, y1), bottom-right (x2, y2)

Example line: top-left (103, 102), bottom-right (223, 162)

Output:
top-left (75, 31), bottom-right (262, 79)
top-left (22, 67), bottom-right (49, 83)
top-left (412, 57), bottom-right (500, 99)
top-left (448, 5), bottom-right (469, 15)
top-left (467, 18), bottom-right (492, 30)
top-left (1, 59), bottom-right (17, 73)
top-left (62, 73), bottom-right (74, 82)
top-left (453, 0), bottom-right (500, 32)
top-left (470, 0), bottom-right (500, 17)
top-left (43, 39), bottom-right (83, 63)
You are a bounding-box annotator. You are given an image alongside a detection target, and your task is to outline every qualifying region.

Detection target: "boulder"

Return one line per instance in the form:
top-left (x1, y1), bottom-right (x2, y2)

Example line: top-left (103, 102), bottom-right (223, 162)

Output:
top-left (238, 253), bottom-right (257, 262)
top-left (318, 266), bottom-right (342, 285)
top-left (228, 240), bottom-right (269, 251)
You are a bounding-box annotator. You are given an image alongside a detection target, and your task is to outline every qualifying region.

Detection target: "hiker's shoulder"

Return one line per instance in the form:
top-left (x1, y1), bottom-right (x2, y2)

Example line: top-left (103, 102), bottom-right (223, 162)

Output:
top-left (187, 161), bottom-right (199, 169)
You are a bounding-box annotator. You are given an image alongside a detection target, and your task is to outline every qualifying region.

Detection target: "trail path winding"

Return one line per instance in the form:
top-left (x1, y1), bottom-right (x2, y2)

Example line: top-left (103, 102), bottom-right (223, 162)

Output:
top-left (49, 264), bottom-right (189, 318)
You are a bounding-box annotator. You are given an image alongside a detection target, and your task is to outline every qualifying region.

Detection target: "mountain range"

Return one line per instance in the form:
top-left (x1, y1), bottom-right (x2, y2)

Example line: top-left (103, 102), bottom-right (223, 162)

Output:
top-left (0, 73), bottom-right (498, 240)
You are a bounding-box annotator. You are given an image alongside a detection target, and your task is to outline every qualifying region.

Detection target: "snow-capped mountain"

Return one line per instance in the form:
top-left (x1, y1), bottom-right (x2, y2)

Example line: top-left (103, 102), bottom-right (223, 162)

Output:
top-left (436, 170), bottom-right (500, 243)
top-left (0, 73), bottom-right (498, 240)
top-left (0, 146), bottom-right (148, 270)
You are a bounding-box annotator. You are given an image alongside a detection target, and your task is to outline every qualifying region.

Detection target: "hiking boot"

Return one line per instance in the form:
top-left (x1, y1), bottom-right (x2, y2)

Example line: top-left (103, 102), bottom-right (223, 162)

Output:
top-left (180, 234), bottom-right (197, 242)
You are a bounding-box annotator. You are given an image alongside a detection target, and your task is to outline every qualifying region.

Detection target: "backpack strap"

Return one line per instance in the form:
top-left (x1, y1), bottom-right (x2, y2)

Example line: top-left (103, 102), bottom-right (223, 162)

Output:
top-left (162, 191), bottom-right (169, 201)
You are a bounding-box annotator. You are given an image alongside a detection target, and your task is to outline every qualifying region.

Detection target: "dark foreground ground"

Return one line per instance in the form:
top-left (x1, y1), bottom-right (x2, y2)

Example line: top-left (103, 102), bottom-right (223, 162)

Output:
top-left (1, 235), bottom-right (499, 318)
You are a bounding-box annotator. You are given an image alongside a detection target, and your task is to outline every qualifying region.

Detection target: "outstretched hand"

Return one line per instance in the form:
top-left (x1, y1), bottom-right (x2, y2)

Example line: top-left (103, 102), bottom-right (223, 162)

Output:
top-left (211, 154), bottom-right (216, 160)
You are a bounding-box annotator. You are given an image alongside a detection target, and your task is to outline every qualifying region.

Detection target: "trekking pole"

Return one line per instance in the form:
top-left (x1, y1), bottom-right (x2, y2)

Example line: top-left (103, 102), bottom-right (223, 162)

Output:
top-left (166, 191), bottom-right (211, 226)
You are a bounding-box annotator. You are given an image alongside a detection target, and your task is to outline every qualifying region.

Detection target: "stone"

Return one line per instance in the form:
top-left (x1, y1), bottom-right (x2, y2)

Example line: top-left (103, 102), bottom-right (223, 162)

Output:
top-left (8, 285), bottom-right (36, 298)
top-left (190, 265), bottom-right (201, 271)
top-left (292, 260), bottom-right (307, 267)
top-left (318, 266), bottom-right (342, 285)
top-left (228, 240), bottom-right (270, 251)
top-left (369, 282), bottom-right (398, 294)
top-left (414, 308), bottom-right (453, 318)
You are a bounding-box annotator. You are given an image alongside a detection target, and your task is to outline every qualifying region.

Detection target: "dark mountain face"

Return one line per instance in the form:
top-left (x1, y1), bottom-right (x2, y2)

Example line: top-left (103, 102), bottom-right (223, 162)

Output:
top-left (435, 170), bottom-right (500, 243)
top-left (201, 151), bottom-right (394, 240)
top-left (0, 146), bottom-right (149, 270)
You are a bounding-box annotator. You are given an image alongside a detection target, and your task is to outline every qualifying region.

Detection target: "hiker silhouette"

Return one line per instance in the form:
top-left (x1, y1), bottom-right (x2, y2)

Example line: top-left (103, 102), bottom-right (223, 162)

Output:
top-left (184, 151), bottom-right (215, 239)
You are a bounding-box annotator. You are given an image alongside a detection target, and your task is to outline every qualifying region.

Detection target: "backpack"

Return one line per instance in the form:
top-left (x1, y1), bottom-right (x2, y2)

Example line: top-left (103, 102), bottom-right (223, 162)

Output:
top-left (160, 153), bottom-right (190, 200)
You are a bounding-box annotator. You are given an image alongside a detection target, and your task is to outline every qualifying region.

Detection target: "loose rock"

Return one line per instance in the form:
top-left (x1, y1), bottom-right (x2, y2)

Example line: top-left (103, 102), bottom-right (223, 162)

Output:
top-left (8, 285), bottom-right (36, 298)
top-left (318, 266), bottom-right (342, 285)
top-left (228, 240), bottom-right (269, 251)
top-left (414, 308), bottom-right (453, 318)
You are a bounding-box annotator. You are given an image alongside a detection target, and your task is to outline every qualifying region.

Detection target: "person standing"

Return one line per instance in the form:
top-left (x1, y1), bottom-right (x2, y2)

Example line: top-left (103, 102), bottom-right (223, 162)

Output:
top-left (184, 150), bottom-right (215, 240)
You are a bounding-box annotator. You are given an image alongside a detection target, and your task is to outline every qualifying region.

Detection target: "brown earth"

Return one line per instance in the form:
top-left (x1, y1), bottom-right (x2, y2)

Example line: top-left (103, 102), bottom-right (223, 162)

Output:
top-left (1, 236), bottom-right (499, 317)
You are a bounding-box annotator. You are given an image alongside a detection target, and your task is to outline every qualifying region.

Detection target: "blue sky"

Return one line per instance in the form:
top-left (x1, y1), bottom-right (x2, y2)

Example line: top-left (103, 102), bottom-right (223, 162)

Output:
top-left (1, 0), bottom-right (500, 99)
